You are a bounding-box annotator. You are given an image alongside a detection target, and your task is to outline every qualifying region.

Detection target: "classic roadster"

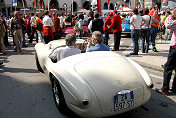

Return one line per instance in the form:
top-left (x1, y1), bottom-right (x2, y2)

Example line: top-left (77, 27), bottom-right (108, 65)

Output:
top-left (35, 39), bottom-right (153, 118)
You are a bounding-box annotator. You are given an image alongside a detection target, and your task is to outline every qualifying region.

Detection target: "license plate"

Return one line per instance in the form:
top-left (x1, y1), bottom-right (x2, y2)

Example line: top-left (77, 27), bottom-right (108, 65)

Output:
top-left (114, 90), bottom-right (134, 111)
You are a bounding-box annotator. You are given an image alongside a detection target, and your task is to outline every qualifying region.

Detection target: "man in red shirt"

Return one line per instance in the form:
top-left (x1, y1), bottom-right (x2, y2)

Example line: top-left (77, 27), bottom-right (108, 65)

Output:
top-left (103, 12), bottom-right (113, 46)
top-left (108, 10), bottom-right (122, 51)
top-left (148, 5), bottom-right (159, 52)
top-left (52, 12), bottom-right (61, 40)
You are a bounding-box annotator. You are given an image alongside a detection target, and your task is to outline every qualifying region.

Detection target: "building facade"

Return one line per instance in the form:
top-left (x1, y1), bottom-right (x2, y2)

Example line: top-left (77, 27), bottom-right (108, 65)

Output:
top-left (0, 0), bottom-right (32, 17)
top-left (0, 0), bottom-right (163, 17)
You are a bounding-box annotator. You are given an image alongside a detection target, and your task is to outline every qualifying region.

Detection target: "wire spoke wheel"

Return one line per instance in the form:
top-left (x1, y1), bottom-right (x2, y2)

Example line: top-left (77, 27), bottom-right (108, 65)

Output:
top-left (53, 80), bottom-right (60, 106)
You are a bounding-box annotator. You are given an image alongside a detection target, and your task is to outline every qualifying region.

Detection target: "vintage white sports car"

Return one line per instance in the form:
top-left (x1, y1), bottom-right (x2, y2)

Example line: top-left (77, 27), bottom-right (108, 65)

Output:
top-left (35, 39), bottom-right (154, 118)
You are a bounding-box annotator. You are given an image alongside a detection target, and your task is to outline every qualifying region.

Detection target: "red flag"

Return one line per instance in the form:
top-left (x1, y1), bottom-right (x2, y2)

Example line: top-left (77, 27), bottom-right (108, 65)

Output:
top-left (33, 0), bottom-right (37, 8)
top-left (42, 2), bottom-right (45, 9)
top-left (98, 0), bottom-right (101, 14)
top-left (108, 0), bottom-right (110, 4)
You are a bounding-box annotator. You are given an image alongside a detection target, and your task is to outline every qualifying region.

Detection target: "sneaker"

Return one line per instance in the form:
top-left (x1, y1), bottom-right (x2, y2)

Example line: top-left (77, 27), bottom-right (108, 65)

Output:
top-left (0, 62), bottom-right (3, 65)
top-left (153, 48), bottom-right (158, 52)
top-left (169, 88), bottom-right (176, 93)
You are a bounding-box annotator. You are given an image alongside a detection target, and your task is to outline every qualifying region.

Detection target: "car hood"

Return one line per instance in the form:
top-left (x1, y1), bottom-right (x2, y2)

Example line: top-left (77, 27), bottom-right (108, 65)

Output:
top-left (74, 54), bottom-right (145, 113)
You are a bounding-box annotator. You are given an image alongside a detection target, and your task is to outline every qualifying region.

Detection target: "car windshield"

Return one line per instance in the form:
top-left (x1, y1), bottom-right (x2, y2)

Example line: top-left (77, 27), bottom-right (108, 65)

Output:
top-left (122, 20), bottom-right (130, 24)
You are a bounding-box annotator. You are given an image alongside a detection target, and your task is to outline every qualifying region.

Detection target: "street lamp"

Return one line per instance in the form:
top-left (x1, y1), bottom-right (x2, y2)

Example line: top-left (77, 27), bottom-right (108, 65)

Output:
top-left (63, 3), bottom-right (67, 13)
top-left (48, 0), bottom-right (49, 11)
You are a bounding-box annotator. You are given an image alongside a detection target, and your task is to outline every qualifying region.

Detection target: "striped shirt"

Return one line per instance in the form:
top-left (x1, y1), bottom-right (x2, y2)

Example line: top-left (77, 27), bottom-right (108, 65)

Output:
top-left (165, 16), bottom-right (176, 46)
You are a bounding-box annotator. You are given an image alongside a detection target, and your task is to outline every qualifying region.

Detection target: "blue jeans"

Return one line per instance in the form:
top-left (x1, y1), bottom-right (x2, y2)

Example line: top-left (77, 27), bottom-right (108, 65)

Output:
top-left (165, 28), bottom-right (173, 40)
top-left (150, 27), bottom-right (157, 49)
top-left (22, 33), bottom-right (26, 46)
top-left (141, 29), bottom-right (150, 53)
top-left (131, 29), bottom-right (141, 54)
top-left (141, 36), bottom-right (150, 53)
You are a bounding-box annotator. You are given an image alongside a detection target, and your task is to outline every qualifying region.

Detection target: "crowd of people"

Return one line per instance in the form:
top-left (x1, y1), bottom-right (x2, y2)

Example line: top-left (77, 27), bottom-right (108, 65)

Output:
top-left (0, 6), bottom-right (174, 55)
top-left (0, 6), bottom-right (175, 56)
top-left (0, 4), bottom-right (176, 96)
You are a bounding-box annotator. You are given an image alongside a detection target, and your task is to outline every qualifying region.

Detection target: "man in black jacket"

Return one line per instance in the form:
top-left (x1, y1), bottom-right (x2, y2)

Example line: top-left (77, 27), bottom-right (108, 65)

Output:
top-left (88, 12), bottom-right (104, 34)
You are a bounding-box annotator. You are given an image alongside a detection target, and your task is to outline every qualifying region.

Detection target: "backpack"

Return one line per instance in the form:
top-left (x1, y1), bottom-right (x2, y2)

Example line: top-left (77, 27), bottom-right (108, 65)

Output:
top-left (36, 21), bottom-right (43, 31)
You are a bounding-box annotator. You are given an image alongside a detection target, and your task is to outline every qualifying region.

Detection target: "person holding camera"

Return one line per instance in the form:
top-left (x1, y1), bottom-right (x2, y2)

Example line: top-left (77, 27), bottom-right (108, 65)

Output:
top-left (148, 5), bottom-right (160, 52)
top-left (11, 11), bottom-right (24, 52)
top-left (86, 31), bottom-right (110, 52)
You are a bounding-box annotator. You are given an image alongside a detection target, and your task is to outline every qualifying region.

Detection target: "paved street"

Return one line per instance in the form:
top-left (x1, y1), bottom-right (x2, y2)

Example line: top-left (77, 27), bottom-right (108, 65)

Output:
top-left (0, 36), bottom-right (176, 118)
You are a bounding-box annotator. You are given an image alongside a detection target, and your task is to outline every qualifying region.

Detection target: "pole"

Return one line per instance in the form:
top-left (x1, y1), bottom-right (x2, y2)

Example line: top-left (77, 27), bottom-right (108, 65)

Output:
top-left (48, 0), bottom-right (49, 11)
top-left (97, 0), bottom-right (101, 14)
top-left (38, 0), bottom-right (41, 12)
top-left (22, 0), bottom-right (25, 14)
top-left (89, 0), bottom-right (90, 10)
top-left (72, 0), bottom-right (74, 15)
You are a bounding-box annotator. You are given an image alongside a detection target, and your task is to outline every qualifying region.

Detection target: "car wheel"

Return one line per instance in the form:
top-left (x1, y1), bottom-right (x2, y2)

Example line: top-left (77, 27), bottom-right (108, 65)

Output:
top-left (127, 33), bottom-right (131, 38)
top-left (51, 76), bottom-right (68, 111)
top-left (51, 75), bottom-right (82, 117)
top-left (35, 53), bottom-right (44, 73)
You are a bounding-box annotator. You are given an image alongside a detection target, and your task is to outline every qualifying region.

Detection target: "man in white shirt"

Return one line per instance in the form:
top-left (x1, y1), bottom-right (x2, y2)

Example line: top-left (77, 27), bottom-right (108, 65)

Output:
top-left (130, 8), bottom-right (146, 55)
top-left (42, 12), bottom-right (53, 27)
top-left (29, 13), bottom-right (36, 43)
top-left (49, 33), bottom-right (81, 62)
top-left (42, 10), bottom-right (54, 44)
top-left (60, 12), bottom-right (65, 28)
top-left (141, 8), bottom-right (157, 53)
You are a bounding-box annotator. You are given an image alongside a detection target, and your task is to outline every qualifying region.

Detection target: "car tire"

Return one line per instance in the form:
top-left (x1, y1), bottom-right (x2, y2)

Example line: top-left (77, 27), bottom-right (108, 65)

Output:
top-left (51, 76), bottom-right (68, 111)
top-left (127, 33), bottom-right (131, 38)
top-left (51, 75), bottom-right (80, 117)
top-left (35, 53), bottom-right (44, 73)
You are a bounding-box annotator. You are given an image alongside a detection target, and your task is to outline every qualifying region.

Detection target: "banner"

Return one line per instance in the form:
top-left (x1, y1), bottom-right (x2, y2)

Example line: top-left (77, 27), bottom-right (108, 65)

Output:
top-left (108, 0), bottom-right (110, 4)
top-left (39, 0), bottom-right (45, 9)
top-left (13, 0), bottom-right (17, 6)
top-left (42, 2), bottom-right (45, 9)
top-left (33, 0), bottom-right (37, 8)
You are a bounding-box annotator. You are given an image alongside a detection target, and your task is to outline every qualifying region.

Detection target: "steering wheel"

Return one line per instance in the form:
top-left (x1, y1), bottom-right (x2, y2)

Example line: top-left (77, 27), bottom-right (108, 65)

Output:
top-left (81, 39), bottom-right (87, 53)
